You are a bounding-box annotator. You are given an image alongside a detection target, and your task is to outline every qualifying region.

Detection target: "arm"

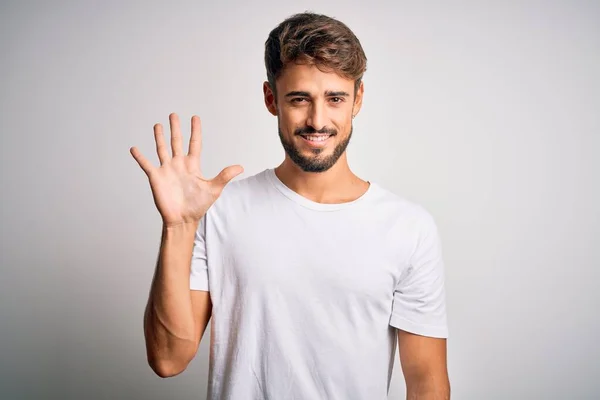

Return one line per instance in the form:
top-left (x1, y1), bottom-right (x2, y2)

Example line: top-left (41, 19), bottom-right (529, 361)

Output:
top-left (130, 113), bottom-right (242, 377)
top-left (398, 330), bottom-right (450, 399)
top-left (391, 210), bottom-right (450, 398)
top-left (143, 222), bottom-right (212, 378)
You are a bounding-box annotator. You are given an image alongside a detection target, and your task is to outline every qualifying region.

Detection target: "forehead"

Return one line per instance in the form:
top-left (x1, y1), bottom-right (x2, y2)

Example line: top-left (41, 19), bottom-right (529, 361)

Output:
top-left (276, 63), bottom-right (353, 94)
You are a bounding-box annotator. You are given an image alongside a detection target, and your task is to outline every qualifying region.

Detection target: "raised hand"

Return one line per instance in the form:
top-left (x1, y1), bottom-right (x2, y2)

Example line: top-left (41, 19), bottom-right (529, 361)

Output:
top-left (130, 113), bottom-right (243, 227)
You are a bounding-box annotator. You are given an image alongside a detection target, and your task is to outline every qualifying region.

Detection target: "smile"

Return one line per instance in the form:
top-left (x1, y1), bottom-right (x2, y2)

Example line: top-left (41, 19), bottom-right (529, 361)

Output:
top-left (299, 134), bottom-right (333, 147)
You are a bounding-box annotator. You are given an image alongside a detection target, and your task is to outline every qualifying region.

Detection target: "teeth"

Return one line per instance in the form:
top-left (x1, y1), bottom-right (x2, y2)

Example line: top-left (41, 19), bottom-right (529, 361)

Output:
top-left (304, 135), bottom-right (330, 141)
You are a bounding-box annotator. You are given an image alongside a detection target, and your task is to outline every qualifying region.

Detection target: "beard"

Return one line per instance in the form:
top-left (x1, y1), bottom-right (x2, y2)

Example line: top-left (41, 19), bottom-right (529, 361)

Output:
top-left (278, 123), bottom-right (353, 173)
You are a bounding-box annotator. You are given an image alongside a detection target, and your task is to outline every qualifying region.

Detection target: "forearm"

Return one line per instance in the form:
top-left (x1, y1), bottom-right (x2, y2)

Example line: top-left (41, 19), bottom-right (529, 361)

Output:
top-left (406, 375), bottom-right (450, 400)
top-left (144, 221), bottom-right (199, 376)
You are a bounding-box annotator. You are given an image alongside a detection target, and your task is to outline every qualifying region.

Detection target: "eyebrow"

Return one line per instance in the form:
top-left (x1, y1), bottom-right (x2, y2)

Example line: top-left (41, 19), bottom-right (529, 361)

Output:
top-left (284, 90), bottom-right (351, 98)
top-left (325, 90), bottom-right (350, 97)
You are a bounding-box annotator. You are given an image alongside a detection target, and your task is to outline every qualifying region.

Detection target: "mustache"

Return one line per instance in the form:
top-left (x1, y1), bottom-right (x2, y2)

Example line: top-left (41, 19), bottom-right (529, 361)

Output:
top-left (294, 126), bottom-right (337, 136)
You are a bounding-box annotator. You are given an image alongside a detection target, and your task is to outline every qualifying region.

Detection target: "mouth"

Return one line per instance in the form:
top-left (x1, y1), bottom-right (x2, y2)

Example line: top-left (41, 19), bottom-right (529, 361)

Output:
top-left (298, 134), bottom-right (334, 147)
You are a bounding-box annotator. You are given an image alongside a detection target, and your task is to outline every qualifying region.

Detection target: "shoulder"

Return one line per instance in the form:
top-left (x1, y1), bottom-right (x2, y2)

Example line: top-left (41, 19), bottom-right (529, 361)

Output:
top-left (221, 169), bottom-right (268, 196)
top-left (369, 183), bottom-right (437, 233)
top-left (208, 168), bottom-right (272, 214)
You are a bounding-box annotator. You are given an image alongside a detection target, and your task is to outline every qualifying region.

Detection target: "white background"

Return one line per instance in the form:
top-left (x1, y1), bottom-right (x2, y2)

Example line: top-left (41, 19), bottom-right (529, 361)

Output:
top-left (1, 1), bottom-right (598, 398)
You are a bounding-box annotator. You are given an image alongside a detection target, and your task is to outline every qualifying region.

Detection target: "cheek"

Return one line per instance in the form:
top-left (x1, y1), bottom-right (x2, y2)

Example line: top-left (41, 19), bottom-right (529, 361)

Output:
top-left (331, 113), bottom-right (352, 131)
top-left (286, 107), bottom-right (309, 121)
top-left (279, 109), bottom-right (305, 129)
top-left (329, 105), bottom-right (351, 120)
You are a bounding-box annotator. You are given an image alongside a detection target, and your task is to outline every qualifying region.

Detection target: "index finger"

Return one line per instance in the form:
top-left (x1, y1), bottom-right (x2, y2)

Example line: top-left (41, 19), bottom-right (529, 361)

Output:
top-left (188, 115), bottom-right (202, 158)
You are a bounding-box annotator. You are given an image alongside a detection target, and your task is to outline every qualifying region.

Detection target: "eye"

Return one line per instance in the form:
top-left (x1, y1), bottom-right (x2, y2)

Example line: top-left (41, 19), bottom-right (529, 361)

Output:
top-left (330, 97), bottom-right (344, 103)
top-left (291, 97), bottom-right (308, 103)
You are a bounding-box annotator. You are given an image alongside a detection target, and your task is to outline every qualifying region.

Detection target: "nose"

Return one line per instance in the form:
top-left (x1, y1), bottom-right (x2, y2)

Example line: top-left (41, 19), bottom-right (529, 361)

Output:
top-left (306, 101), bottom-right (326, 131)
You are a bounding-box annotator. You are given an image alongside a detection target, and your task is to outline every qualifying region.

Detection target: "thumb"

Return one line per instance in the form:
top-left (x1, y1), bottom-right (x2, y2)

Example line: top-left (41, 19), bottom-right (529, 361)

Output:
top-left (213, 165), bottom-right (244, 189)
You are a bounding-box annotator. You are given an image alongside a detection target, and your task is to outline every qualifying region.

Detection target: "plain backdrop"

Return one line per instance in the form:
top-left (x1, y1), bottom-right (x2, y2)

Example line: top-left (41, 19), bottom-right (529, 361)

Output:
top-left (1, 1), bottom-right (599, 399)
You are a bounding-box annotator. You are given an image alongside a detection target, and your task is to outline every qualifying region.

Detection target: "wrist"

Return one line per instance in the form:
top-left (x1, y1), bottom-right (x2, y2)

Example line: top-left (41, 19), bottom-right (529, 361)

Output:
top-left (162, 219), bottom-right (200, 231)
top-left (161, 220), bottom-right (199, 248)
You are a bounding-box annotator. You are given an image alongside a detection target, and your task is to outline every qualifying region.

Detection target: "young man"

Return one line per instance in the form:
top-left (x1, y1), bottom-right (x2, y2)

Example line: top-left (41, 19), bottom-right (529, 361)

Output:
top-left (131, 12), bottom-right (450, 400)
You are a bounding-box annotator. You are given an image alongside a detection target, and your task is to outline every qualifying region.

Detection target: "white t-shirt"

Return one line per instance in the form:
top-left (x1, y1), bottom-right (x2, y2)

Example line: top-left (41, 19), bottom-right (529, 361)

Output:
top-left (190, 168), bottom-right (448, 400)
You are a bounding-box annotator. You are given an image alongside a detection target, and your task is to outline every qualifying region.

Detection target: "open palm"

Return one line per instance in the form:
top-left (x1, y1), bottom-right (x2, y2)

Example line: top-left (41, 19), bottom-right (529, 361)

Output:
top-left (130, 113), bottom-right (243, 226)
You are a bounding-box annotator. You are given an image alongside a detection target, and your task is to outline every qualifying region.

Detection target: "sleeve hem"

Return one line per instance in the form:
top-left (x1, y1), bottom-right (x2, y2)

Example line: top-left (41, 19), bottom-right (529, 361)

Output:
top-left (390, 314), bottom-right (449, 339)
top-left (190, 277), bottom-right (209, 291)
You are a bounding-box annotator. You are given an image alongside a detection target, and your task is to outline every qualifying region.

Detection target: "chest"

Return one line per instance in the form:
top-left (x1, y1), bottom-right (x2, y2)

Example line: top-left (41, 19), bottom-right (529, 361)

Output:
top-left (207, 210), bottom-right (411, 311)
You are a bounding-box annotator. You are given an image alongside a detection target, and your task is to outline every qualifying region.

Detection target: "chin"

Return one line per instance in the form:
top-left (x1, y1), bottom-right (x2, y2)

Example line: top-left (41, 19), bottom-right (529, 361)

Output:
top-left (296, 162), bottom-right (334, 173)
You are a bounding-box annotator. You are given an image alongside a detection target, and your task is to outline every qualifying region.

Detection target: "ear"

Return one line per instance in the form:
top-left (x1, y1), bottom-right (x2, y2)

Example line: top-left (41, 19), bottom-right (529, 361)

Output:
top-left (263, 81), bottom-right (278, 116)
top-left (352, 81), bottom-right (365, 118)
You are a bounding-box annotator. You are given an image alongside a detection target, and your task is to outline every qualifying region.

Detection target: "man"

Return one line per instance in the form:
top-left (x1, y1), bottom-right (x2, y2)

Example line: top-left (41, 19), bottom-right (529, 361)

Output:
top-left (130, 12), bottom-right (450, 400)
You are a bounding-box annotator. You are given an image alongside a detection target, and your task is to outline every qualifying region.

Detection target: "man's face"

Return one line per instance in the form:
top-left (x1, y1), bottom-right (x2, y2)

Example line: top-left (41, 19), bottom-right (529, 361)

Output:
top-left (263, 64), bottom-right (363, 173)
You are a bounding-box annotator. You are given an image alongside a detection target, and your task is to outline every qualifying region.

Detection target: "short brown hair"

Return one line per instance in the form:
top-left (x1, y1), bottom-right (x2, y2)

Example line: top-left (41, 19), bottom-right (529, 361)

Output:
top-left (264, 12), bottom-right (367, 96)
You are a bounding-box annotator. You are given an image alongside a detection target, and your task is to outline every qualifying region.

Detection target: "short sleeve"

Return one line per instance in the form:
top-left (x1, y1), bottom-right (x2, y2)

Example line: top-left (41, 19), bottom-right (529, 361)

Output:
top-left (190, 214), bottom-right (209, 291)
top-left (389, 212), bottom-right (449, 338)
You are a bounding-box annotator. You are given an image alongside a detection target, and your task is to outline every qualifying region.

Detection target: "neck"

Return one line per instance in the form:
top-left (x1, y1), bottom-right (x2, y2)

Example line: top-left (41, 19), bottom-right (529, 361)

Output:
top-left (274, 154), bottom-right (369, 204)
